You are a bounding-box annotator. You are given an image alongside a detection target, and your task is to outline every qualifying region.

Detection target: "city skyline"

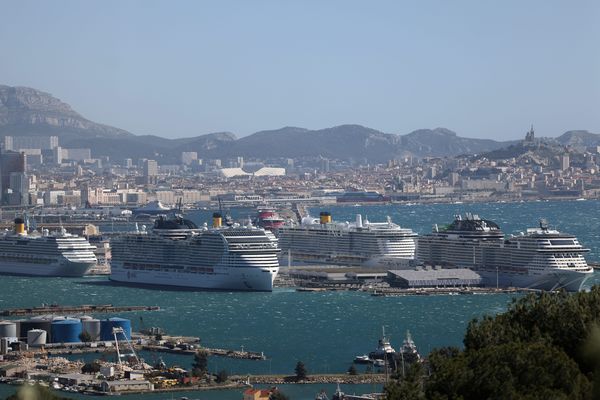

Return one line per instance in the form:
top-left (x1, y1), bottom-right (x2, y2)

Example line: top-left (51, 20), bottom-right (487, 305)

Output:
top-left (1, 1), bottom-right (599, 140)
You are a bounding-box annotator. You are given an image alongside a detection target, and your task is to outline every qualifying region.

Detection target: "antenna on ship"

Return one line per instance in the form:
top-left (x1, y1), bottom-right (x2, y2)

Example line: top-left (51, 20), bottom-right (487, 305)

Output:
top-left (179, 197), bottom-right (183, 211)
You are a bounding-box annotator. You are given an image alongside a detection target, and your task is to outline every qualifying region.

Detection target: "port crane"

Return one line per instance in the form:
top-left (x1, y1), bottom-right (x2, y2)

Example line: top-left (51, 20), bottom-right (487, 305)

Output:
top-left (113, 327), bottom-right (140, 366)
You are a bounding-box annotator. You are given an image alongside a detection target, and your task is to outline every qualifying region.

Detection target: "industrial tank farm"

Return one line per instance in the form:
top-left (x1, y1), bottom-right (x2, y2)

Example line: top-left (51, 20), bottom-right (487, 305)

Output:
top-left (0, 316), bottom-right (132, 347)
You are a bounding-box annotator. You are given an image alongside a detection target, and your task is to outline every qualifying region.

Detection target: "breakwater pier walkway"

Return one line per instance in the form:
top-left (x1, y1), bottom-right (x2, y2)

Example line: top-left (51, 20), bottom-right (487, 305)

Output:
top-left (0, 304), bottom-right (160, 317)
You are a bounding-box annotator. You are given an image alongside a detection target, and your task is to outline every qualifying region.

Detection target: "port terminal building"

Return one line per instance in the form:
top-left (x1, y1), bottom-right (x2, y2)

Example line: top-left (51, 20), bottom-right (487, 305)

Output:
top-left (386, 267), bottom-right (482, 289)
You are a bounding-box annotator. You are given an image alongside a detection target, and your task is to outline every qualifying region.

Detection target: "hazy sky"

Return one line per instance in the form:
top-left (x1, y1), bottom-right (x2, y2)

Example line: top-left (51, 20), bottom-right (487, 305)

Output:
top-left (1, 0), bottom-right (599, 140)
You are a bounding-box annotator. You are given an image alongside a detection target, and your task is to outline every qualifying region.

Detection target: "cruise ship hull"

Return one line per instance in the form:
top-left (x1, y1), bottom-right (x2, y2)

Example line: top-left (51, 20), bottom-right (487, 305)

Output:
top-left (0, 260), bottom-right (94, 277)
top-left (110, 264), bottom-right (279, 292)
top-left (476, 268), bottom-right (593, 292)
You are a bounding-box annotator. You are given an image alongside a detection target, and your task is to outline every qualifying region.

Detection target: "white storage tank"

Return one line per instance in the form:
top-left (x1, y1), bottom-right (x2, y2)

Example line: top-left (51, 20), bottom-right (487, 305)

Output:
top-left (27, 329), bottom-right (47, 347)
top-left (0, 321), bottom-right (17, 338)
top-left (81, 319), bottom-right (101, 341)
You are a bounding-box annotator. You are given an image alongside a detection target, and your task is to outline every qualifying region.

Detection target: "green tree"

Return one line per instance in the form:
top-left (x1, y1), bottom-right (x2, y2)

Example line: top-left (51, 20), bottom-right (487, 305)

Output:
top-left (191, 350), bottom-right (209, 377)
top-left (384, 362), bottom-right (425, 400)
top-left (7, 384), bottom-right (69, 400)
top-left (215, 369), bottom-right (228, 383)
top-left (269, 389), bottom-right (290, 400)
top-left (347, 364), bottom-right (357, 375)
top-left (294, 361), bottom-right (308, 381)
top-left (78, 331), bottom-right (92, 342)
top-left (421, 288), bottom-right (600, 400)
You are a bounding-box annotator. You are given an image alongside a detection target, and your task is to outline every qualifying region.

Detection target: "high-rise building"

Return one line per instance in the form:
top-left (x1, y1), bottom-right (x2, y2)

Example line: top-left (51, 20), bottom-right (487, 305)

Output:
top-left (9, 172), bottom-right (29, 205)
top-left (63, 148), bottom-right (91, 161)
top-left (428, 166), bottom-right (437, 179)
top-left (320, 158), bottom-right (330, 172)
top-left (3, 136), bottom-right (59, 151)
top-left (236, 156), bottom-right (244, 169)
top-left (449, 172), bottom-right (460, 186)
top-left (0, 151), bottom-right (26, 204)
top-left (144, 159), bottom-right (158, 184)
top-left (181, 152), bottom-right (198, 165)
top-left (561, 154), bottom-right (570, 171)
top-left (53, 146), bottom-right (63, 164)
top-left (123, 158), bottom-right (133, 168)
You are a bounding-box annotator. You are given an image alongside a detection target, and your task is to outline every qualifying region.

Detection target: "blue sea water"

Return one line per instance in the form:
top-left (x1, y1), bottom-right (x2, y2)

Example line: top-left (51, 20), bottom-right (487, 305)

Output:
top-left (1, 200), bottom-right (599, 399)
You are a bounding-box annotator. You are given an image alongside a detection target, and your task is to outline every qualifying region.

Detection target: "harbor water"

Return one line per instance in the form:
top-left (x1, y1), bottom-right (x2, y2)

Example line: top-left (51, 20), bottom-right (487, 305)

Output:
top-left (1, 200), bottom-right (599, 399)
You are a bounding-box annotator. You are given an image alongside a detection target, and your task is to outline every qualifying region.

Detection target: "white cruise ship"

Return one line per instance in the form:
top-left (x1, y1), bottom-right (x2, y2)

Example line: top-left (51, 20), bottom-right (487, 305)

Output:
top-left (0, 218), bottom-right (97, 277)
top-left (110, 214), bottom-right (280, 291)
top-left (417, 214), bottom-right (593, 291)
top-left (276, 212), bottom-right (417, 268)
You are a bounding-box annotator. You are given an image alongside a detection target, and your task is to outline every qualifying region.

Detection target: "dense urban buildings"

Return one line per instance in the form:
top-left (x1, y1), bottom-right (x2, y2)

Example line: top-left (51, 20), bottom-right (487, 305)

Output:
top-left (1, 129), bottom-right (599, 210)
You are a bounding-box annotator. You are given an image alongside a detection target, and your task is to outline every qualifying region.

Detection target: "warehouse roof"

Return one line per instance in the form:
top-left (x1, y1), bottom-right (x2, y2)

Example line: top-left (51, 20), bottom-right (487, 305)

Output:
top-left (388, 268), bottom-right (481, 281)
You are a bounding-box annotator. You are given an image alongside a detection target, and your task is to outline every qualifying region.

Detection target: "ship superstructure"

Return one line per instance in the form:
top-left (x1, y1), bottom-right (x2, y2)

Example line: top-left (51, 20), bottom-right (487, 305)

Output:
top-left (110, 214), bottom-right (280, 291)
top-left (0, 218), bottom-right (97, 277)
top-left (277, 212), bottom-right (416, 267)
top-left (417, 214), bottom-right (593, 291)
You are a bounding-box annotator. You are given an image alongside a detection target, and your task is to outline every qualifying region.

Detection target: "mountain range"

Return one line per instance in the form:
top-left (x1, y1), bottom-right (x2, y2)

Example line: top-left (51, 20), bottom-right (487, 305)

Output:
top-left (0, 84), bottom-right (597, 163)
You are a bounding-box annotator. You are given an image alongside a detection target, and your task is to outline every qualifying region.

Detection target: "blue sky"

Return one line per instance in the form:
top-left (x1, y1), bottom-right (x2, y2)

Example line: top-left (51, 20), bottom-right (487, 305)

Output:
top-left (1, 0), bottom-right (599, 140)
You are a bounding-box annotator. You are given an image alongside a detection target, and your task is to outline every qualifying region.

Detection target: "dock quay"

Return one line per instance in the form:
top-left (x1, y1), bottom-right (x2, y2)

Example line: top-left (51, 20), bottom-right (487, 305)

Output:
top-left (233, 373), bottom-right (387, 385)
top-left (0, 304), bottom-right (160, 317)
top-left (14, 342), bottom-right (265, 362)
top-left (38, 344), bottom-right (265, 361)
top-left (367, 287), bottom-right (538, 297)
top-left (141, 345), bottom-right (266, 360)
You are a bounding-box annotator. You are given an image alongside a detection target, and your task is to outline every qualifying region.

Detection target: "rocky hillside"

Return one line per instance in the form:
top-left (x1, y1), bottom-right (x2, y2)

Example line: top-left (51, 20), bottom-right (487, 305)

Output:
top-left (555, 130), bottom-right (600, 151)
top-left (0, 84), bottom-right (575, 162)
top-left (400, 128), bottom-right (512, 157)
top-left (0, 85), bottom-right (132, 142)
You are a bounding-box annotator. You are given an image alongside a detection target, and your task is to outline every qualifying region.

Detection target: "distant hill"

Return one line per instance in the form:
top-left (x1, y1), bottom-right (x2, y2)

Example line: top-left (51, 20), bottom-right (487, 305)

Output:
top-left (555, 130), bottom-right (600, 150)
top-left (400, 128), bottom-right (513, 157)
top-left (0, 85), bottom-right (132, 143)
top-left (0, 84), bottom-right (590, 162)
top-left (218, 125), bottom-right (404, 162)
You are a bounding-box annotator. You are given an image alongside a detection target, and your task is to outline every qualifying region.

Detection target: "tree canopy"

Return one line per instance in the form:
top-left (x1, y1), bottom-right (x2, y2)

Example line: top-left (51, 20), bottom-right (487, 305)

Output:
top-left (191, 349), bottom-right (209, 377)
top-left (385, 286), bottom-right (600, 400)
top-left (294, 361), bottom-right (308, 381)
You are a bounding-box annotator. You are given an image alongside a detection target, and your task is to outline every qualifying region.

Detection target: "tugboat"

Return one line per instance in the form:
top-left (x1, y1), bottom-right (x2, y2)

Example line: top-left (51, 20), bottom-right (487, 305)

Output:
top-left (368, 327), bottom-right (396, 360)
top-left (399, 330), bottom-right (421, 364)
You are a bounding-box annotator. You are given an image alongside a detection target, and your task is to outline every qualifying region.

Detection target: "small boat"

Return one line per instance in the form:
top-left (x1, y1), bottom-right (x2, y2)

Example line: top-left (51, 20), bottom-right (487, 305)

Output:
top-left (315, 389), bottom-right (329, 400)
top-left (353, 354), bottom-right (372, 364)
top-left (373, 359), bottom-right (385, 367)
